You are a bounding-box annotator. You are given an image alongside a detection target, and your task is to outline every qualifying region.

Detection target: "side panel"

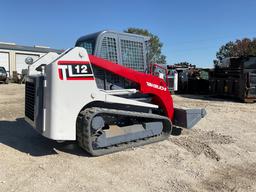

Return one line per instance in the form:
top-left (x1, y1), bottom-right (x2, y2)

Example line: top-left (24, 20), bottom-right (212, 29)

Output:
top-left (43, 48), bottom-right (99, 140)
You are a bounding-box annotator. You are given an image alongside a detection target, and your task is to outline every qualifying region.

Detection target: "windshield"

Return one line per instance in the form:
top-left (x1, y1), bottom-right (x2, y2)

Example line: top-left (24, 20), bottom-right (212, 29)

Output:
top-left (76, 39), bottom-right (95, 55)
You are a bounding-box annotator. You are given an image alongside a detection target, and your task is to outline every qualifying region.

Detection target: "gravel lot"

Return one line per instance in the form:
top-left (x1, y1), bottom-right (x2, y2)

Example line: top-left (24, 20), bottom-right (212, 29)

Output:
top-left (0, 84), bottom-right (256, 192)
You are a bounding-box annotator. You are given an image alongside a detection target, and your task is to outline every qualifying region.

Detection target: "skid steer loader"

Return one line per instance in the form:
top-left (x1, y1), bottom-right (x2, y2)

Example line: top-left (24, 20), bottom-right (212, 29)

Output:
top-left (24, 31), bottom-right (206, 156)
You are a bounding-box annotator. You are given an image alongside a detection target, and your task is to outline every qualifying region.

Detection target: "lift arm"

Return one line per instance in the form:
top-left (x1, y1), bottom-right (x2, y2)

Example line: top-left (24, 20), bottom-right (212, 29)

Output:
top-left (88, 55), bottom-right (175, 121)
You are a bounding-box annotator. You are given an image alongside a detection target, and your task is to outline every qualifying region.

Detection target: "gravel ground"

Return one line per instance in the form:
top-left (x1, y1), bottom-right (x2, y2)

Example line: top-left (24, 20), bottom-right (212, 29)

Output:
top-left (0, 84), bottom-right (256, 192)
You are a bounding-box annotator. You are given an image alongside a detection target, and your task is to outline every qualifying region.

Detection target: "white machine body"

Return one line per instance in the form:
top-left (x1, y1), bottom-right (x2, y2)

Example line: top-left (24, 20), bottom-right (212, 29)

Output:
top-left (25, 47), bottom-right (157, 140)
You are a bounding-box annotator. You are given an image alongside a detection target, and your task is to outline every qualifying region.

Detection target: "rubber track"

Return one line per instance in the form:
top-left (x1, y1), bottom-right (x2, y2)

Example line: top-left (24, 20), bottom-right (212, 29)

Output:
top-left (76, 107), bottom-right (172, 156)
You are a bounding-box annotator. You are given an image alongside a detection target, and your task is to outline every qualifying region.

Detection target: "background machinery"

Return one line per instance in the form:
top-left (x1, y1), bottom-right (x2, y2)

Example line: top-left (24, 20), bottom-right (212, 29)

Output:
top-left (167, 63), bottom-right (210, 94)
top-left (24, 31), bottom-right (206, 156)
top-left (149, 63), bottom-right (178, 92)
top-left (210, 56), bottom-right (256, 102)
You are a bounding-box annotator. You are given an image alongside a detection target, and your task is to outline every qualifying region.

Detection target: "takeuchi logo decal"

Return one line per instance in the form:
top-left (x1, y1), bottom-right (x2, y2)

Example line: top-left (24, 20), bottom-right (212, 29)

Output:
top-left (58, 61), bottom-right (94, 80)
top-left (146, 82), bottom-right (167, 91)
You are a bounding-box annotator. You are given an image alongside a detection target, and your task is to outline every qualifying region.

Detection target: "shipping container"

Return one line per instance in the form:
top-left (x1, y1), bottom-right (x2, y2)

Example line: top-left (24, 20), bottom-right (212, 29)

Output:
top-left (210, 57), bottom-right (256, 102)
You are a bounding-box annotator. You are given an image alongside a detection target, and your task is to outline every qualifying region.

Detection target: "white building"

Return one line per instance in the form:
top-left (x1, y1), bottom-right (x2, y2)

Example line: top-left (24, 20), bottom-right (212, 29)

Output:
top-left (0, 42), bottom-right (62, 77)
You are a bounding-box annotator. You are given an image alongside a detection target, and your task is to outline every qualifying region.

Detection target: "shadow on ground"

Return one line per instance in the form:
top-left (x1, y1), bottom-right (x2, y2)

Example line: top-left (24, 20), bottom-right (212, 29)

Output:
top-left (0, 118), bottom-right (90, 157)
top-left (0, 118), bottom-right (183, 157)
top-left (171, 127), bottom-right (183, 136)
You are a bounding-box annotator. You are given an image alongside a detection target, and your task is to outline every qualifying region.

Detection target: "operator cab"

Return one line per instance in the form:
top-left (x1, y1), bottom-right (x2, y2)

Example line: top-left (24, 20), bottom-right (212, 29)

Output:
top-left (75, 30), bottom-right (150, 72)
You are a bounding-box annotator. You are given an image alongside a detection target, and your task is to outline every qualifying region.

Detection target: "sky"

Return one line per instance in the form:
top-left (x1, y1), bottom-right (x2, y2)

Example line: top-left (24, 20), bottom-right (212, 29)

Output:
top-left (0, 0), bottom-right (256, 68)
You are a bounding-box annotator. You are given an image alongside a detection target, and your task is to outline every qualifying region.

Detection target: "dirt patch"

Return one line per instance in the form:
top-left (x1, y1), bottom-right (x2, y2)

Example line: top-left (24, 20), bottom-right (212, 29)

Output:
top-left (202, 163), bottom-right (256, 191)
top-left (1, 84), bottom-right (256, 192)
top-left (172, 130), bottom-right (234, 161)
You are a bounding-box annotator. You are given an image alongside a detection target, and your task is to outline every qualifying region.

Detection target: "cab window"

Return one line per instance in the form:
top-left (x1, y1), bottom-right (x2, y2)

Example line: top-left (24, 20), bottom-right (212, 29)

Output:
top-left (77, 39), bottom-right (95, 55)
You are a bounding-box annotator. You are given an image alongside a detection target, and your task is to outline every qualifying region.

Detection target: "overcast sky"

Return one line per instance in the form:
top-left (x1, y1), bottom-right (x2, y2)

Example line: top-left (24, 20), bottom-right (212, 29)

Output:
top-left (1, 0), bottom-right (256, 67)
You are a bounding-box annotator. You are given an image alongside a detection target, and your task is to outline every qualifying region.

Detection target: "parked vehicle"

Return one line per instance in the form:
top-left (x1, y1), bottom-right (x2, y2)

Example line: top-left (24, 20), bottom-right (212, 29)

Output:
top-left (0, 67), bottom-right (9, 84)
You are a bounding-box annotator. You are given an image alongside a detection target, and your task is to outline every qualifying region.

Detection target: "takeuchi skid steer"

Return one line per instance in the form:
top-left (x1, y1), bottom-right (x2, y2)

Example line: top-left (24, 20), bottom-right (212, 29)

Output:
top-left (25, 31), bottom-right (206, 156)
top-left (25, 31), bottom-right (205, 156)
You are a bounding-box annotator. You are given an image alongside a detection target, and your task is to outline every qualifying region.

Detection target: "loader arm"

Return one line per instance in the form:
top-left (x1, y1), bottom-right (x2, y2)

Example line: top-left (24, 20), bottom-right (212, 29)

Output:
top-left (88, 55), bottom-right (174, 121)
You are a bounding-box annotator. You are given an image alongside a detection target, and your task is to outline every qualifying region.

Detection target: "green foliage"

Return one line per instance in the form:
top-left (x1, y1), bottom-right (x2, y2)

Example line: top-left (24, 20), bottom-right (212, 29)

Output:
top-left (216, 41), bottom-right (236, 60)
top-left (216, 38), bottom-right (256, 61)
top-left (173, 61), bottom-right (195, 68)
top-left (124, 28), bottom-right (166, 64)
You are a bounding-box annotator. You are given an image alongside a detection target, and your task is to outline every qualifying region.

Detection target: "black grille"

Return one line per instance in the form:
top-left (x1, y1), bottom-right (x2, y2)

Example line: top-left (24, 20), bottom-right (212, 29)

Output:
top-left (25, 81), bottom-right (35, 121)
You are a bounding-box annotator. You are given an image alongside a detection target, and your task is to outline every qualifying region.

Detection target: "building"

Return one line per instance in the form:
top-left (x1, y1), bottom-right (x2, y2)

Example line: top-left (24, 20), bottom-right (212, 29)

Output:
top-left (0, 42), bottom-right (62, 77)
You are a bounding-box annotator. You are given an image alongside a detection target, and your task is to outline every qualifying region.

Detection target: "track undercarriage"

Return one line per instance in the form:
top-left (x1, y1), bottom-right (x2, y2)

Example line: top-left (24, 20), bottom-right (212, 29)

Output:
top-left (76, 107), bottom-right (172, 156)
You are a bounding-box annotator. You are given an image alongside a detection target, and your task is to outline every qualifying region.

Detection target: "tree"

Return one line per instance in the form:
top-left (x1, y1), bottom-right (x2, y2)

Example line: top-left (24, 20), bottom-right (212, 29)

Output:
top-left (216, 38), bottom-right (256, 61)
top-left (173, 61), bottom-right (195, 68)
top-left (216, 41), bottom-right (236, 61)
top-left (124, 28), bottom-right (166, 64)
